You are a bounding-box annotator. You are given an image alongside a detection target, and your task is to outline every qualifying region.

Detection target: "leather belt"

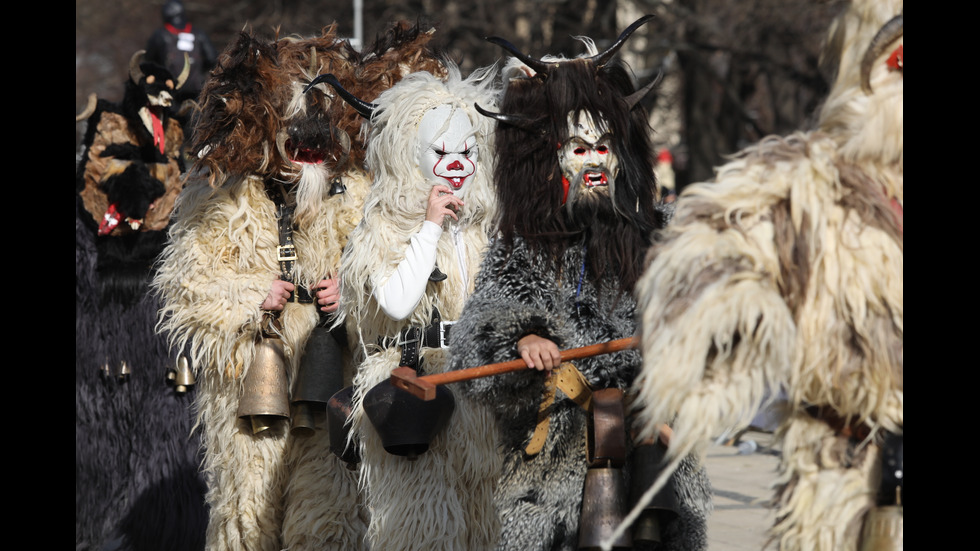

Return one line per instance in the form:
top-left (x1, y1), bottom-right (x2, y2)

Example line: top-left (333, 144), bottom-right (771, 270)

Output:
top-left (380, 308), bottom-right (454, 371)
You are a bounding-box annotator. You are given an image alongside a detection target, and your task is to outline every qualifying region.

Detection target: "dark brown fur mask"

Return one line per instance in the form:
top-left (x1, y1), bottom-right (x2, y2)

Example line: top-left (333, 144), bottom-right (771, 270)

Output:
top-left (310, 20), bottom-right (447, 170)
top-left (192, 23), bottom-right (446, 187)
top-left (484, 16), bottom-right (664, 292)
top-left (190, 27), bottom-right (362, 187)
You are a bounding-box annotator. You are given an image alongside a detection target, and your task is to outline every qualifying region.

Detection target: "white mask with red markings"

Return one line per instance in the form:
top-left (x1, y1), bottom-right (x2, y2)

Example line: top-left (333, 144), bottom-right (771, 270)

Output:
top-left (417, 105), bottom-right (478, 196)
top-left (558, 111), bottom-right (618, 204)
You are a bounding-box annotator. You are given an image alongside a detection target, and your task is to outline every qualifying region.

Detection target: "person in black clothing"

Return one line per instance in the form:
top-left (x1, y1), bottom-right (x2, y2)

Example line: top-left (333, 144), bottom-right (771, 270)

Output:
top-left (145, 0), bottom-right (217, 101)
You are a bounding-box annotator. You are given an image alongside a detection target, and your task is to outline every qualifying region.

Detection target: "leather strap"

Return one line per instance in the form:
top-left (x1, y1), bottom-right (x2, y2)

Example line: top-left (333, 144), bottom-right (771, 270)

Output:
top-left (525, 362), bottom-right (593, 456)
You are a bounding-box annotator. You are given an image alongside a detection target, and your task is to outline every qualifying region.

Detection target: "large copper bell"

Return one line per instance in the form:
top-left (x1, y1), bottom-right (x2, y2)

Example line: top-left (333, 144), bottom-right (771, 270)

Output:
top-left (362, 374), bottom-right (455, 459)
top-left (237, 331), bottom-right (290, 435)
top-left (327, 385), bottom-right (360, 466)
top-left (290, 324), bottom-right (345, 437)
top-left (629, 441), bottom-right (681, 545)
top-left (579, 467), bottom-right (632, 550)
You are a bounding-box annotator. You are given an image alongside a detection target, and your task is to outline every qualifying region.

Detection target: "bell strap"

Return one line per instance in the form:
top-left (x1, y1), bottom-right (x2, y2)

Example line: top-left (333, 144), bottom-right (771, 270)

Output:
top-left (265, 182), bottom-right (297, 284)
top-left (525, 362), bottom-right (593, 457)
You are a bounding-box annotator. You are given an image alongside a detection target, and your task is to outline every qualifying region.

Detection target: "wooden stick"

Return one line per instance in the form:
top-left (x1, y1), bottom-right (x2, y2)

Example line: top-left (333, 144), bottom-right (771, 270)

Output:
top-left (390, 336), bottom-right (638, 400)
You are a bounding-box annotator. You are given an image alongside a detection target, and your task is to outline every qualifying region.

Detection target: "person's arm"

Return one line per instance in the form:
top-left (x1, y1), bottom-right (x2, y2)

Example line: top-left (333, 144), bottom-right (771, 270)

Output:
top-left (372, 221), bottom-right (441, 320)
top-left (372, 185), bottom-right (463, 321)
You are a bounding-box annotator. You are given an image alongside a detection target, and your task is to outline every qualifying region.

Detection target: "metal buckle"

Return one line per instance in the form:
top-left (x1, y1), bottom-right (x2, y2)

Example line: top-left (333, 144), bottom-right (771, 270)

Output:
top-left (438, 320), bottom-right (455, 349)
top-left (277, 245), bottom-right (297, 262)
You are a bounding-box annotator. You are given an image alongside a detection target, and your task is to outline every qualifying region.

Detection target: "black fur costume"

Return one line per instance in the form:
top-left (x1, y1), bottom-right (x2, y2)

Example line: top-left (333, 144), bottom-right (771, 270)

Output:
top-left (448, 17), bottom-right (711, 551)
top-left (75, 54), bottom-right (206, 551)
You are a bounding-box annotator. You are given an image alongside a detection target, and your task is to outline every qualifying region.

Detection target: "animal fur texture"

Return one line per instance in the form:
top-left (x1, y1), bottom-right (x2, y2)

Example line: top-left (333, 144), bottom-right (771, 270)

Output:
top-left (151, 23), bottom-right (445, 550)
top-left (75, 53), bottom-right (206, 551)
top-left (628, 2), bottom-right (902, 550)
top-left (448, 19), bottom-right (711, 551)
top-left (337, 64), bottom-right (503, 551)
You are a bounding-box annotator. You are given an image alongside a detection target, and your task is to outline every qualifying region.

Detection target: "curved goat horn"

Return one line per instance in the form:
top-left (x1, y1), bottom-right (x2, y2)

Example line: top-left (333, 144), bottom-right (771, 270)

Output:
top-left (623, 69), bottom-right (664, 110)
top-left (485, 36), bottom-right (552, 77)
top-left (593, 15), bottom-right (655, 68)
top-left (129, 50), bottom-right (146, 84)
top-left (474, 102), bottom-right (544, 133)
top-left (860, 12), bottom-right (903, 94)
top-left (176, 53), bottom-right (191, 89)
top-left (305, 73), bottom-right (377, 119)
top-left (76, 93), bottom-right (98, 122)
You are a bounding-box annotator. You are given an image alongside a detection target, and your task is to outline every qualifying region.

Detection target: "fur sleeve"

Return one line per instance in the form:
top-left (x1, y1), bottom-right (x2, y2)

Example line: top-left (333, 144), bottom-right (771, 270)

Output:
top-left (152, 176), bottom-right (280, 379)
top-left (632, 146), bottom-right (799, 457)
top-left (449, 236), bottom-right (568, 416)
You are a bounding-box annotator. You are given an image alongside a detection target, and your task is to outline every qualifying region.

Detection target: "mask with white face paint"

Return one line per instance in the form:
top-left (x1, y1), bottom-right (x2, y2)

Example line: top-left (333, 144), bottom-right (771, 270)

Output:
top-left (417, 105), bottom-right (478, 197)
top-left (557, 111), bottom-right (618, 198)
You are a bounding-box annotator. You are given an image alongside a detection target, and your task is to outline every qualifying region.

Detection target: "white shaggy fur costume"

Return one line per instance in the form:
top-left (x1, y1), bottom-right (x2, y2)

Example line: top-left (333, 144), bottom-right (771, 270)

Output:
top-left (152, 31), bottom-right (373, 550)
top-left (338, 65), bottom-right (503, 551)
top-left (624, 2), bottom-right (902, 550)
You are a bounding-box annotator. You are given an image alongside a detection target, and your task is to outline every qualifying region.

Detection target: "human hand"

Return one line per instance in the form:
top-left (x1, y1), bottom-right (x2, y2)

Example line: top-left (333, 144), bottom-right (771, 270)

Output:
top-left (315, 277), bottom-right (341, 313)
top-left (261, 279), bottom-right (295, 311)
top-left (517, 334), bottom-right (561, 372)
top-left (425, 185), bottom-right (464, 225)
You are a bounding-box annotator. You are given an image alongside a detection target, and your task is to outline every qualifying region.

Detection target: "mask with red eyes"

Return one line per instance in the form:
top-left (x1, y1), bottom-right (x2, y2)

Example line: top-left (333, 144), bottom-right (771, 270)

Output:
top-left (417, 105), bottom-right (479, 195)
top-left (557, 111), bottom-right (618, 204)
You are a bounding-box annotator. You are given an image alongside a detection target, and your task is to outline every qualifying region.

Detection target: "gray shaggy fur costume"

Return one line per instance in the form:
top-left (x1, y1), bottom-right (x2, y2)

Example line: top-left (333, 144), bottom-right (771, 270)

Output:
top-left (448, 17), bottom-right (711, 551)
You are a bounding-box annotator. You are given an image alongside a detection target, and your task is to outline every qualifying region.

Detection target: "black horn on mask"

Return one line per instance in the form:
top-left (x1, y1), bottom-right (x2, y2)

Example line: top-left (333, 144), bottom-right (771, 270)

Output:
top-left (860, 11), bottom-right (903, 94)
top-left (486, 14), bottom-right (655, 77)
top-left (592, 14), bottom-right (655, 68)
top-left (305, 73), bottom-right (378, 119)
top-left (474, 102), bottom-right (544, 133)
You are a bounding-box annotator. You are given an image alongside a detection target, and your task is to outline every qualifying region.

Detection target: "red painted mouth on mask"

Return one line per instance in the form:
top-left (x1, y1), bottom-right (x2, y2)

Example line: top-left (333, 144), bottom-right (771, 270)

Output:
top-left (287, 140), bottom-right (327, 165)
top-left (444, 176), bottom-right (466, 189)
top-left (584, 171), bottom-right (608, 188)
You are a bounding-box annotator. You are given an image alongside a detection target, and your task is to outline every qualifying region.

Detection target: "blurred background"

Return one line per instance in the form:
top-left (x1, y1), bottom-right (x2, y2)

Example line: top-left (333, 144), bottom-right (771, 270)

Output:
top-left (76, 0), bottom-right (847, 191)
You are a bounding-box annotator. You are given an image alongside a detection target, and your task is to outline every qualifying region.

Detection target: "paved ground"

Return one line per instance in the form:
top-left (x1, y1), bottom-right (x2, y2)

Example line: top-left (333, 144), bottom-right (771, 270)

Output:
top-left (703, 428), bottom-right (782, 550)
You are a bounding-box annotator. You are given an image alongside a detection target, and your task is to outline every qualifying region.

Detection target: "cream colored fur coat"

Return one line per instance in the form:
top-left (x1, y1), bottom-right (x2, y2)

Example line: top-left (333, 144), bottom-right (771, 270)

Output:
top-left (626, 2), bottom-right (902, 549)
top-left (337, 68), bottom-right (502, 551)
top-left (153, 168), bottom-right (369, 550)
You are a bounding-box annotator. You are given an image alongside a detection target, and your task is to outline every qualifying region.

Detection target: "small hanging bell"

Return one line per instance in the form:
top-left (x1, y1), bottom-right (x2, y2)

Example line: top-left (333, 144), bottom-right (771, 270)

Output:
top-left (167, 356), bottom-right (196, 393)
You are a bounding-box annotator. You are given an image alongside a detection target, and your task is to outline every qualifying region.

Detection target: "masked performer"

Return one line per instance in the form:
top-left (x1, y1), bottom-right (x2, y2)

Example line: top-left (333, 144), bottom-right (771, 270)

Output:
top-left (448, 17), bottom-right (711, 551)
top-left (330, 63), bottom-right (503, 551)
top-left (627, 2), bottom-right (902, 550)
top-left (76, 51), bottom-right (207, 551)
top-left (152, 23), bottom-right (445, 550)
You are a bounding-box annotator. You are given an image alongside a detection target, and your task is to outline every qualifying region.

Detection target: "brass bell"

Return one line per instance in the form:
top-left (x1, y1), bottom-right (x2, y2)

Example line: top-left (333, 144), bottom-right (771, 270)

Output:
top-left (290, 324), bottom-right (345, 437)
top-left (167, 356), bottom-right (196, 393)
top-left (117, 361), bottom-right (131, 381)
top-left (578, 467), bottom-right (632, 550)
top-left (628, 441), bottom-right (680, 545)
top-left (860, 504), bottom-right (903, 551)
top-left (237, 334), bottom-right (290, 435)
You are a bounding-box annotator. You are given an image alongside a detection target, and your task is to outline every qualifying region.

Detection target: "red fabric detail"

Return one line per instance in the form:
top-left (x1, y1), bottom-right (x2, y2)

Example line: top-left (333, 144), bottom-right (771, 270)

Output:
top-left (152, 111), bottom-right (165, 154)
top-left (887, 45), bottom-right (903, 71)
top-left (561, 175), bottom-right (569, 204)
top-left (165, 23), bottom-right (192, 35)
top-left (657, 149), bottom-right (673, 164)
top-left (99, 204), bottom-right (121, 236)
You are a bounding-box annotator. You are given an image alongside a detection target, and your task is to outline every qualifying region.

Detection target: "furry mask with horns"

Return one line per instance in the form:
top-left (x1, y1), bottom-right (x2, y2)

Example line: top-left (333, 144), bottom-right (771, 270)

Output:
top-left (479, 15), bottom-right (665, 293)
